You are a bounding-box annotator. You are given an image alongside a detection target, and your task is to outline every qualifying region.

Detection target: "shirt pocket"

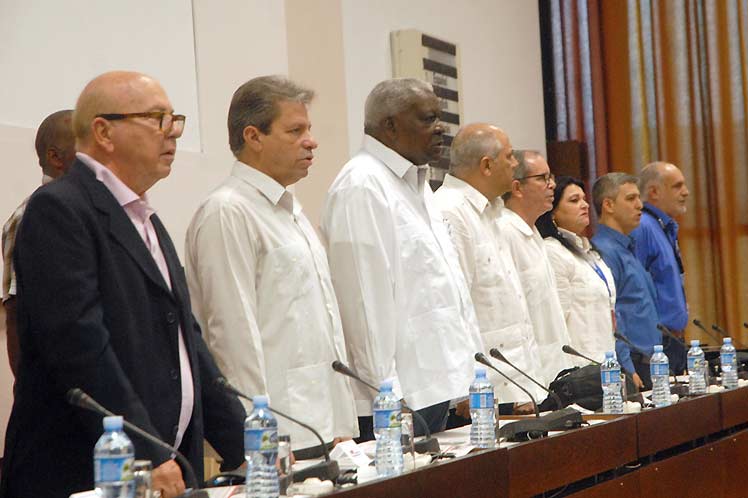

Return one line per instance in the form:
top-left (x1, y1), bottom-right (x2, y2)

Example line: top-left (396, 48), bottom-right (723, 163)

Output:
top-left (264, 243), bottom-right (314, 301)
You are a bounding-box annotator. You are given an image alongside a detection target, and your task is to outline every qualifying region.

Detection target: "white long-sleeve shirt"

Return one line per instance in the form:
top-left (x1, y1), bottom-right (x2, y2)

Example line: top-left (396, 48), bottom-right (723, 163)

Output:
top-left (433, 175), bottom-right (545, 403)
top-left (498, 208), bottom-right (574, 386)
top-left (321, 136), bottom-right (483, 415)
top-left (544, 229), bottom-right (617, 364)
top-left (185, 162), bottom-right (358, 449)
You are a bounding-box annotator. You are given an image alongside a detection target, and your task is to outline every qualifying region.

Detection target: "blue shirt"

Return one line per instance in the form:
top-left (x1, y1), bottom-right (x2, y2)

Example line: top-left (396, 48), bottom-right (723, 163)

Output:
top-left (630, 203), bottom-right (688, 331)
top-left (592, 224), bottom-right (661, 373)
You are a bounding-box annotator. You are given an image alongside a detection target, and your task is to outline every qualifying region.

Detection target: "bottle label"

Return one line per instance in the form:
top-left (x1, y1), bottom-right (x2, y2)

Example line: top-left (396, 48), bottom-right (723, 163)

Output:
top-left (373, 409), bottom-right (400, 430)
top-left (469, 392), bottom-right (494, 409)
top-left (688, 357), bottom-right (703, 371)
top-left (244, 428), bottom-right (278, 452)
top-left (650, 363), bottom-right (669, 376)
top-left (95, 456), bottom-right (134, 482)
top-left (721, 353), bottom-right (735, 366)
top-left (601, 368), bottom-right (621, 385)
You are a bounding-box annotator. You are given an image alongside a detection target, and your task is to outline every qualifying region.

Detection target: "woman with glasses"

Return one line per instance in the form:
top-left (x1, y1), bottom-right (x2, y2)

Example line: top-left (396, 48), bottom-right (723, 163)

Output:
top-left (536, 176), bottom-right (616, 365)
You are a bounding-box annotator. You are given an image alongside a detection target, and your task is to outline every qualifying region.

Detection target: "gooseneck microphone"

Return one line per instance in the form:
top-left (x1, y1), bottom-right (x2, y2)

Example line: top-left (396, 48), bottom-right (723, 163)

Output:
top-left (561, 345), bottom-right (601, 366)
top-left (613, 332), bottom-right (651, 365)
top-left (657, 324), bottom-right (685, 345)
top-left (711, 322), bottom-right (745, 348)
top-left (474, 353), bottom-right (539, 417)
top-left (488, 348), bottom-right (563, 410)
top-left (744, 322), bottom-right (748, 329)
top-left (66, 388), bottom-right (206, 498)
top-left (692, 319), bottom-right (724, 345)
top-left (330, 360), bottom-right (440, 454)
top-left (213, 377), bottom-right (339, 483)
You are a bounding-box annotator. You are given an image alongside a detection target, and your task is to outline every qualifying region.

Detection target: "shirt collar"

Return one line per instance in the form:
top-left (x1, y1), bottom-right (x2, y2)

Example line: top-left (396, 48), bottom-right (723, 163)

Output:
top-left (504, 207), bottom-right (535, 236)
top-left (643, 202), bottom-right (677, 230)
top-left (558, 227), bottom-right (590, 252)
top-left (596, 223), bottom-right (635, 251)
top-left (231, 161), bottom-right (302, 216)
top-left (441, 174), bottom-right (492, 214)
top-left (76, 152), bottom-right (148, 214)
top-left (362, 135), bottom-right (418, 179)
top-left (41, 174), bottom-right (54, 185)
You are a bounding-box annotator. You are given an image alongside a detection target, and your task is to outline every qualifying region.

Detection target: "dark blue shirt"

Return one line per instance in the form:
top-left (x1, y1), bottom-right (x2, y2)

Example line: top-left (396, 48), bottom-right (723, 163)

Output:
top-left (592, 224), bottom-right (661, 373)
top-left (630, 203), bottom-right (688, 331)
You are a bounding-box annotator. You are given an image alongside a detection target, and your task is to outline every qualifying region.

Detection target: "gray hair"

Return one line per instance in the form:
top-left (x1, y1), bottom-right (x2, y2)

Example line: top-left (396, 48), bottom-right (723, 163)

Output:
top-left (592, 172), bottom-right (639, 216)
top-left (449, 126), bottom-right (502, 175)
top-left (363, 78), bottom-right (433, 133)
top-left (502, 150), bottom-right (542, 201)
top-left (638, 161), bottom-right (671, 201)
top-left (228, 75), bottom-right (314, 157)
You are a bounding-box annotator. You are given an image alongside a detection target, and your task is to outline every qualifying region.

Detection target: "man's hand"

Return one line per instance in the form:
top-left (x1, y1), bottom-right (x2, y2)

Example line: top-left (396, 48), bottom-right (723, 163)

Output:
top-left (152, 460), bottom-right (186, 498)
top-left (513, 402), bottom-right (535, 415)
top-left (631, 373), bottom-right (645, 390)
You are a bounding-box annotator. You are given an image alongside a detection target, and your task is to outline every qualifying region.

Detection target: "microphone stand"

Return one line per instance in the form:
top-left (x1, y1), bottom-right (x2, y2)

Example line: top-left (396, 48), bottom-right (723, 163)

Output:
top-left (474, 353), bottom-right (539, 417)
top-left (66, 388), bottom-right (207, 498)
top-left (213, 378), bottom-right (339, 483)
top-left (488, 348), bottom-right (563, 410)
top-left (331, 361), bottom-right (440, 454)
top-left (692, 319), bottom-right (724, 345)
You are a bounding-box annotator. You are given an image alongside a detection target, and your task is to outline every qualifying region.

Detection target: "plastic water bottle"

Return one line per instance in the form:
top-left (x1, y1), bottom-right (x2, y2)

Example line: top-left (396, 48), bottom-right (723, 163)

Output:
top-left (469, 366), bottom-right (496, 448)
top-left (373, 379), bottom-right (403, 477)
top-left (600, 351), bottom-right (623, 414)
top-left (244, 395), bottom-right (279, 498)
top-left (94, 415), bottom-right (135, 498)
top-left (650, 345), bottom-right (671, 408)
top-left (721, 337), bottom-right (739, 390)
top-left (687, 340), bottom-right (707, 395)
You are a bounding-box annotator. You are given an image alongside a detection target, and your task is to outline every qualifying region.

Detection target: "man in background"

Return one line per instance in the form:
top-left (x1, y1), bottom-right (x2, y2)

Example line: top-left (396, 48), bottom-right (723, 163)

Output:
top-left (433, 124), bottom-right (544, 415)
top-left (322, 78), bottom-right (483, 438)
top-left (592, 172), bottom-right (659, 390)
top-left (632, 161), bottom-right (690, 374)
top-left (2, 110), bottom-right (76, 377)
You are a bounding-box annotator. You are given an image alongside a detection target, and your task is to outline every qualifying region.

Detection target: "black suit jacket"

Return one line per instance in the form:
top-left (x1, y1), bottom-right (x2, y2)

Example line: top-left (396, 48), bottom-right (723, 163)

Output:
top-left (0, 160), bottom-right (245, 497)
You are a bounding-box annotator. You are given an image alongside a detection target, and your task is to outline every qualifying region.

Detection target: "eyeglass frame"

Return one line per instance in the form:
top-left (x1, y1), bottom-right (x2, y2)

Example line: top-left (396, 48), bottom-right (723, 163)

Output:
top-left (95, 111), bottom-right (186, 134)
top-left (519, 172), bottom-right (555, 186)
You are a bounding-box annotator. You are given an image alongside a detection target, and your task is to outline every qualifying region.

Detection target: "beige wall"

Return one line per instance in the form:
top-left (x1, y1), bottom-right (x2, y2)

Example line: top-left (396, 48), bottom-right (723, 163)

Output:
top-left (0, 0), bottom-right (546, 452)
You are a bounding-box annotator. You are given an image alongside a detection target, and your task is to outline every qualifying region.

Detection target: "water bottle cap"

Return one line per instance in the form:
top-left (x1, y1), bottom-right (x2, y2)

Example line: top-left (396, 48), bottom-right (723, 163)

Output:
top-left (653, 345), bottom-right (663, 352)
top-left (691, 339), bottom-right (700, 347)
top-left (103, 415), bottom-right (123, 431)
top-left (252, 395), bottom-right (269, 407)
top-left (604, 351), bottom-right (614, 358)
top-left (475, 366), bottom-right (487, 378)
top-left (724, 337), bottom-right (732, 344)
top-left (379, 379), bottom-right (393, 392)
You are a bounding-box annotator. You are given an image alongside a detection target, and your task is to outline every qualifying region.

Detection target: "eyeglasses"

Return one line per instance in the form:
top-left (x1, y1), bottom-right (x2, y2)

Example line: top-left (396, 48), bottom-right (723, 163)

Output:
top-left (96, 111), bottom-right (186, 137)
top-left (519, 172), bottom-right (555, 186)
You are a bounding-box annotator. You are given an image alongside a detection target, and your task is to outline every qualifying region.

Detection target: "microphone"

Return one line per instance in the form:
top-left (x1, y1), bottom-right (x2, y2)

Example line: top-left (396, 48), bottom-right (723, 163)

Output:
top-left (712, 323), bottom-right (745, 348)
top-left (66, 388), bottom-right (206, 497)
top-left (744, 322), bottom-right (748, 329)
top-left (330, 360), bottom-right (440, 454)
top-left (489, 348), bottom-right (563, 410)
top-left (561, 345), bottom-right (600, 366)
top-left (613, 332), bottom-right (652, 365)
top-left (657, 323), bottom-right (685, 344)
top-left (213, 377), bottom-right (339, 483)
top-left (474, 353), bottom-right (539, 417)
top-left (692, 319), bottom-right (724, 345)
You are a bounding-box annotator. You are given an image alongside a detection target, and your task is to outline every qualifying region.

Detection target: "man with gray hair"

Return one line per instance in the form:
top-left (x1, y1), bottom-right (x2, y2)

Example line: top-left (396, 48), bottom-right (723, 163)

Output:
top-left (631, 162), bottom-right (689, 374)
top-left (3, 109), bottom-right (76, 377)
top-left (321, 78), bottom-right (482, 438)
top-left (185, 75), bottom-right (358, 454)
top-left (499, 150), bottom-right (573, 391)
top-left (591, 172), bottom-right (660, 389)
top-left (433, 124), bottom-right (544, 414)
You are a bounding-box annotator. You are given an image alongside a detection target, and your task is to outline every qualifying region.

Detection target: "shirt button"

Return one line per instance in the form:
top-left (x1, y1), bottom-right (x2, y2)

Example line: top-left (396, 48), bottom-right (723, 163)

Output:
top-left (170, 368), bottom-right (179, 380)
top-left (166, 312), bottom-right (176, 324)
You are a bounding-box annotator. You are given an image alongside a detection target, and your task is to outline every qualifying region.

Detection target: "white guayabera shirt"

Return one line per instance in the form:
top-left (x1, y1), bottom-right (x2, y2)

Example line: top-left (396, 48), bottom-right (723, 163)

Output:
top-left (544, 228), bottom-right (617, 365)
top-left (498, 208), bottom-right (574, 386)
top-left (433, 174), bottom-right (546, 403)
top-left (185, 162), bottom-right (358, 449)
top-left (321, 135), bottom-right (483, 416)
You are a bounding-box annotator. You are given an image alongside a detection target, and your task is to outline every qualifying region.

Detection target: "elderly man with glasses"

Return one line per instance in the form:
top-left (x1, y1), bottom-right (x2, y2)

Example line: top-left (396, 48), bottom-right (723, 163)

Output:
top-left (0, 71), bottom-right (246, 498)
top-left (499, 150), bottom-right (574, 390)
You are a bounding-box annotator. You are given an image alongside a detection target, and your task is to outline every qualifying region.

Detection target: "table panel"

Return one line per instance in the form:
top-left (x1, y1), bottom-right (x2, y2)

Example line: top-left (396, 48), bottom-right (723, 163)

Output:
top-left (564, 472), bottom-right (640, 498)
top-left (719, 385), bottom-right (748, 429)
top-left (638, 443), bottom-right (724, 498)
top-left (507, 416), bottom-right (637, 498)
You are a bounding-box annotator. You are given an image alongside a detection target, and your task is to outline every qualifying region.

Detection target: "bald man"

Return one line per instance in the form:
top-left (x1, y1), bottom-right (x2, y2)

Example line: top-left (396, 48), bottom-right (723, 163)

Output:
top-left (433, 124), bottom-right (545, 414)
top-left (0, 72), bottom-right (245, 498)
top-left (631, 161), bottom-right (690, 373)
top-left (2, 110), bottom-right (76, 377)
